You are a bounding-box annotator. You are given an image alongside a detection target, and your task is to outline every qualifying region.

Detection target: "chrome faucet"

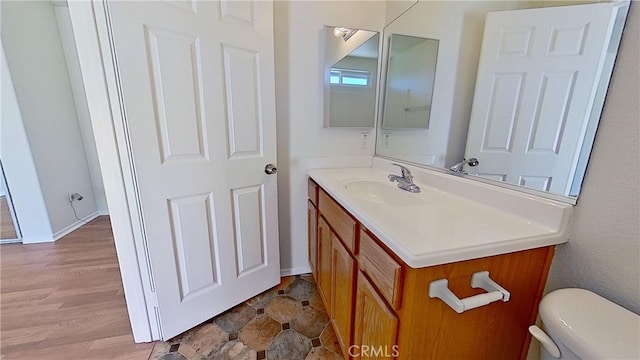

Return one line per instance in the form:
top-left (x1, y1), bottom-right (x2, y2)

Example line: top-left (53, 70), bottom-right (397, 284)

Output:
top-left (449, 158), bottom-right (479, 175)
top-left (388, 163), bottom-right (421, 193)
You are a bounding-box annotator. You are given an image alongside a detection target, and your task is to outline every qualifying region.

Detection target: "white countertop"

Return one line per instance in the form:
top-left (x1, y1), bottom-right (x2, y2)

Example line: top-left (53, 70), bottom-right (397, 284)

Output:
top-left (308, 165), bottom-right (571, 268)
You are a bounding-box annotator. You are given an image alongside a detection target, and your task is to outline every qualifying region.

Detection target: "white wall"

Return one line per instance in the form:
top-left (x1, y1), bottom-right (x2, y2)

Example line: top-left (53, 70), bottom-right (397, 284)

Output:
top-left (274, 1), bottom-right (387, 274)
top-left (1, 45), bottom-right (53, 242)
top-left (54, 4), bottom-right (108, 214)
top-left (546, 3), bottom-right (639, 314)
top-left (1, 1), bottom-right (98, 238)
top-left (385, 0), bottom-right (417, 24)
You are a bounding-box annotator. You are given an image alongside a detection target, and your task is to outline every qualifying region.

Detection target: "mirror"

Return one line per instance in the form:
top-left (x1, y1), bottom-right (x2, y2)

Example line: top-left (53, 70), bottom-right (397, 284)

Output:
top-left (382, 35), bottom-right (438, 130)
top-left (375, 1), bottom-right (630, 202)
top-left (323, 26), bottom-right (380, 128)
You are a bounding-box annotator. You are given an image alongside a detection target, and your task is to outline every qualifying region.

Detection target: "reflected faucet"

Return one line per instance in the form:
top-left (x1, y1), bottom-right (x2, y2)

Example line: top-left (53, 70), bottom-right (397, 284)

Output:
top-left (388, 163), bottom-right (421, 193)
top-left (449, 158), bottom-right (479, 175)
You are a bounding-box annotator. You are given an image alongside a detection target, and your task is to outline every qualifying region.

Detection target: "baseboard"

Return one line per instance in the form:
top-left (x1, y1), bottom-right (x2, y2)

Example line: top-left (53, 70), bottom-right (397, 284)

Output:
top-left (53, 211), bottom-right (101, 241)
top-left (21, 235), bottom-right (55, 244)
top-left (0, 238), bottom-right (23, 244)
top-left (96, 209), bottom-right (110, 216)
top-left (280, 265), bottom-right (312, 277)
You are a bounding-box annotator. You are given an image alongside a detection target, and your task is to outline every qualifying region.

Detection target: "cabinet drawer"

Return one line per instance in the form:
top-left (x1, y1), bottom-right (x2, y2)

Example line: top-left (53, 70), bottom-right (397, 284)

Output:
top-left (308, 178), bottom-right (318, 206)
top-left (318, 189), bottom-right (357, 253)
top-left (358, 230), bottom-right (402, 309)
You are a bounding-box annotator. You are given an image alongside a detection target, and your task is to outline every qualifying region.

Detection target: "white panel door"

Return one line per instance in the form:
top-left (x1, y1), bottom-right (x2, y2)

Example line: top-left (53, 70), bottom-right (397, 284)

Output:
top-left (105, 0), bottom-right (279, 339)
top-left (465, 3), bottom-right (618, 195)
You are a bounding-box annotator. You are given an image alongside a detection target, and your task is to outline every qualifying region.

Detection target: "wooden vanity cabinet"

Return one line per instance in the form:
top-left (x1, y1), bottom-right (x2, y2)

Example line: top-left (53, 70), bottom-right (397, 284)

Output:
top-left (307, 178), bottom-right (554, 359)
top-left (396, 245), bottom-right (554, 360)
top-left (312, 181), bottom-right (358, 357)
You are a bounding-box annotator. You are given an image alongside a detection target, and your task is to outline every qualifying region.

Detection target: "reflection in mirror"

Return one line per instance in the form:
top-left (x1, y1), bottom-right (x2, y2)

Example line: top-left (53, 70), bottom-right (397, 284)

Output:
top-left (324, 26), bottom-right (380, 128)
top-left (375, 1), bottom-right (630, 202)
top-left (382, 35), bottom-right (438, 129)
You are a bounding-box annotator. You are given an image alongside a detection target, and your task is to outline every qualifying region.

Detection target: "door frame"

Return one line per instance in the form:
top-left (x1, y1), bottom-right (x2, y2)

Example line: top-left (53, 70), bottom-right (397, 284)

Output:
top-left (68, 1), bottom-right (158, 342)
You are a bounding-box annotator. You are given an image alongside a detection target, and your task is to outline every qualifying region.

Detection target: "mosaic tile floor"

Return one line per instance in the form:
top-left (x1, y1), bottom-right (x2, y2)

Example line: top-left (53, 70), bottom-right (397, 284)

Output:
top-left (149, 275), bottom-right (344, 360)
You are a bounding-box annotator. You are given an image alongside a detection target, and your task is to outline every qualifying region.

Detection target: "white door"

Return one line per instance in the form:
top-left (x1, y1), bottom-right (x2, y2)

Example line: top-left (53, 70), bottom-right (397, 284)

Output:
top-left (465, 3), bottom-right (618, 195)
top-left (105, 1), bottom-right (279, 339)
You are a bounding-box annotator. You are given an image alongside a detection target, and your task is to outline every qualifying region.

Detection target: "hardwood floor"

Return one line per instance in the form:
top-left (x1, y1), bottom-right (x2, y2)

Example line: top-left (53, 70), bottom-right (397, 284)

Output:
top-left (0, 216), bottom-right (154, 359)
top-left (0, 196), bottom-right (18, 239)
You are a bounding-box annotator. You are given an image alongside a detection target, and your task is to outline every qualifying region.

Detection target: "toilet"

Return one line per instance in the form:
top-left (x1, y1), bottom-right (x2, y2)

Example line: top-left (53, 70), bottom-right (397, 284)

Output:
top-left (529, 288), bottom-right (640, 359)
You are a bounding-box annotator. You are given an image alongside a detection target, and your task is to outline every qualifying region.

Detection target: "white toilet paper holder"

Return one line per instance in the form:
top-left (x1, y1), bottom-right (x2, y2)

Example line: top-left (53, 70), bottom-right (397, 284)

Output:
top-left (428, 271), bottom-right (510, 313)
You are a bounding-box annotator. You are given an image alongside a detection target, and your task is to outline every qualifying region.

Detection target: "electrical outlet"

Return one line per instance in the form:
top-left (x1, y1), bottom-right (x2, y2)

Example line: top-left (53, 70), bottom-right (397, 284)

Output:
top-left (383, 133), bottom-right (391, 148)
top-left (69, 192), bottom-right (84, 202)
top-left (361, 132), bottom-right (369, 149)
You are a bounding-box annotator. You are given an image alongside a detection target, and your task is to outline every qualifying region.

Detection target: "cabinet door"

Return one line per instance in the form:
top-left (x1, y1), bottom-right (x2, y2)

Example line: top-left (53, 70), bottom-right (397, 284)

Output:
top-left (317, 217), bottom-right (332, 310)
top-left (331, 234), bottom-right (356, 359)
top-left (308, 201), bottom-right (318, 280)
top-left (353, 272), bottom-right (398, 360)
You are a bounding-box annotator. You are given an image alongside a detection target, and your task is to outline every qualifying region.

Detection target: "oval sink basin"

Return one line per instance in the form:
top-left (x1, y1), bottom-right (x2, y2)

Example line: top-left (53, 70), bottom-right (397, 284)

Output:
top-left (343, 180), bottom-right (425, 206)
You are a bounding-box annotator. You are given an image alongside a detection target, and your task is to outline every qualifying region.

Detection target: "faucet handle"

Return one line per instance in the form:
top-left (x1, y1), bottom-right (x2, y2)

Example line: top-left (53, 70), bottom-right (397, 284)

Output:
top-left (391, 163), bottom-right (412, 178)
top-left (449, 158), bottom-right (480, 174)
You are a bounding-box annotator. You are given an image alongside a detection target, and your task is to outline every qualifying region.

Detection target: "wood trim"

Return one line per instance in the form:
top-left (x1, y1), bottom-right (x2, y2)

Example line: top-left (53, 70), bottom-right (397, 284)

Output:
top-left (519, 245), bottom-right (555, 360)
top-left (358, 230), bottom-right (403, 309)
top-left (308, 178), bottom-right (319, 206)
top-left (330, 234), bottom-right (356, 359)
top-left (318, 189), bottom-right (357, 254)
top-left (308, 200), bottom-right (318, 280)
top-left (317, 216), bottom-right (333, 313)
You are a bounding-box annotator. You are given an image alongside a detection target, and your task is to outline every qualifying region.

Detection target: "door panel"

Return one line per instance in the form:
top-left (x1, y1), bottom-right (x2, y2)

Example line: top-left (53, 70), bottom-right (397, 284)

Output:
top-left (220, 0), bottom-right (255, 27)
top-left (466, 3), bottom-right (618, 195)
top-left (168, 193), bottom-right (220, 301)
top-left (144, 25), bottom-right (208, 163)
top-left (223, 45), bottom-right (263, 158)
top-left (106, 0), bottom-right (279, 339)
top-left (481, 73), bottom-right (523, 153)
top-left (231, 185), bottom-right (267, 277)
top-left (526, 72), bottom-right (576, 154)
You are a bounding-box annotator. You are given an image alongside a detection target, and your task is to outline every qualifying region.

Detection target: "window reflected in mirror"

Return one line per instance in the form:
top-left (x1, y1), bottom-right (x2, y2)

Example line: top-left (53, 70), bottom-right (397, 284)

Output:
top-left (324, 26), bottom-right (380, 128)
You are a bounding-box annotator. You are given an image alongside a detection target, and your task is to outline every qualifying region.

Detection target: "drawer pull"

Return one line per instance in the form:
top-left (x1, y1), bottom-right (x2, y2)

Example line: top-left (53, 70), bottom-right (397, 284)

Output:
top-left (428, 271), bottom-right (510, 313)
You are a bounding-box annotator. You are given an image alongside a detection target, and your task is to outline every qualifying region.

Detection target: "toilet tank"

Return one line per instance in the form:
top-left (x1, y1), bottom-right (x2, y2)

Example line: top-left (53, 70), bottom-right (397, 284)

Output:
top-left (539, 288), bottom-right (640, 359)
